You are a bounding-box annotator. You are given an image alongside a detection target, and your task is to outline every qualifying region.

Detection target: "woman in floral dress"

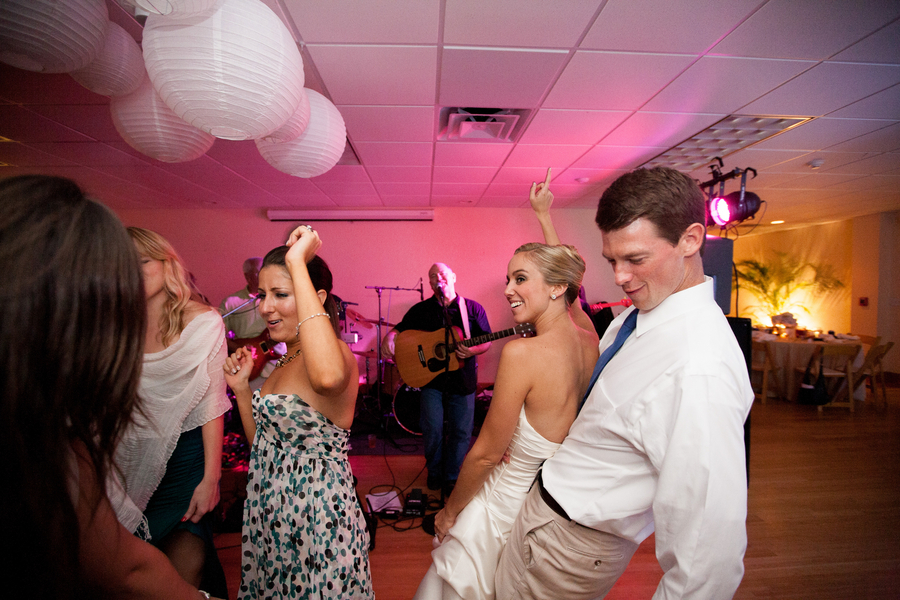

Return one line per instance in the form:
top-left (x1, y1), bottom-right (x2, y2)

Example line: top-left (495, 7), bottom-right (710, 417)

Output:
top-left (224, 225), bottom-right (373, 599)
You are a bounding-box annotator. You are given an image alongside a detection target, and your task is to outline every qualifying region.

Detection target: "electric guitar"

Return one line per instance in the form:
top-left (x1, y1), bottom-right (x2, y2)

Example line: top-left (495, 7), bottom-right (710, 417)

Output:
top-left (229, 330), bottom-right (279, 381)
top-left (394, 323), bottom-right (535, 388)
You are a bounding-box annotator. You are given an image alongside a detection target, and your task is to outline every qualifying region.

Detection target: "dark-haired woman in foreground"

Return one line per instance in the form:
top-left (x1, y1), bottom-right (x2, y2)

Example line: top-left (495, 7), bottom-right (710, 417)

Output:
top-left (224, 225), bottom-right (373, 599)
top-left (0, 174), bottom-right (220, 600)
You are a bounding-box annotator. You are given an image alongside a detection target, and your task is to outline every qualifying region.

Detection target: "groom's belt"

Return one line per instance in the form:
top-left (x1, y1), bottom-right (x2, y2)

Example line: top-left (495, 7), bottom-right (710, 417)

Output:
top-left (537, 471), bottom-right (571, 521)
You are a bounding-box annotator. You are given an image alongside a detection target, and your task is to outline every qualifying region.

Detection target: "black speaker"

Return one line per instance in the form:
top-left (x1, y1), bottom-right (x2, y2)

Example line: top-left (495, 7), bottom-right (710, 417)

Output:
top-left (703, 236), bottom-right (734, 315)
top-left (727, 316), bottom-right (752, 483)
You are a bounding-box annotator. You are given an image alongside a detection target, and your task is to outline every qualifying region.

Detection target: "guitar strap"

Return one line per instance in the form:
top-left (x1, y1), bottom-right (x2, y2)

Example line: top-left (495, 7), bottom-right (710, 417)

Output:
top-left (458, 296), bottom-right (471, 339)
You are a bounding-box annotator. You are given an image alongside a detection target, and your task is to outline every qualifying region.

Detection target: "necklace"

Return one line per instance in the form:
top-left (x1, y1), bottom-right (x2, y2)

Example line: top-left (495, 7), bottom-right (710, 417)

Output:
top-left (275, 348), bottom-right (301, 368)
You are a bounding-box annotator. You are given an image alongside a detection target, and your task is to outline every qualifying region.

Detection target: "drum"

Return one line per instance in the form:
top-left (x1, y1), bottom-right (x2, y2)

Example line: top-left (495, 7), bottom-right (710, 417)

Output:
top-left (392, 384), bottom-right (422, 436)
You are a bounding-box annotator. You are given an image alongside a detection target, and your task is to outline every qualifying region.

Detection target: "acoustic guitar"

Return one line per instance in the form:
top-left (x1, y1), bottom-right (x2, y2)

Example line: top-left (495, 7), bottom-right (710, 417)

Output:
top-left (394, 323), bottom-right (535, 388)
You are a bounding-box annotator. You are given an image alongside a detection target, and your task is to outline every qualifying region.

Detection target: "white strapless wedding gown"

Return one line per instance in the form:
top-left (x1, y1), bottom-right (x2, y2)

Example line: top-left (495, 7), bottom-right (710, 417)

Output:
top-left (413, 405), bottom-right (560, 600)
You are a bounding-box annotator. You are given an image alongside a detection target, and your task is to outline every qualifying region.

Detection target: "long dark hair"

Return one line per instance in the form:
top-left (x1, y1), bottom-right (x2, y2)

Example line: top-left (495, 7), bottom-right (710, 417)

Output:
top-left (0, 175), bottom-right (146, 598)
top-left (262, 246), bottom-right (341, 334)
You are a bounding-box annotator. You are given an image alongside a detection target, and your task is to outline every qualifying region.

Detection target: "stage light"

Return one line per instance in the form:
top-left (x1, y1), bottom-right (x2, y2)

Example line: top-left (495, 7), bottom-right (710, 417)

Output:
top-left (701, 160), bottom-right (762, 228)
top-left (709, 190), bottom-right (761, 227)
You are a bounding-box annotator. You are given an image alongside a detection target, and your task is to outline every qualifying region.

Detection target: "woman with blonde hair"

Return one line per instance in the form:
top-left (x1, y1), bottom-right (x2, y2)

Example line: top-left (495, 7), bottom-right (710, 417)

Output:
top-left (114, 227), bottom-right (231, 595)
top-left (413, 168), bottom-right (598, 600)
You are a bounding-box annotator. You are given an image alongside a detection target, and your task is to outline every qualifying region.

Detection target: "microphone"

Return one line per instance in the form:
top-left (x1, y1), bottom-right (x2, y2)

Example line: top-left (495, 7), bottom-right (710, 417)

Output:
top-left (588, 298), bottom-right (633, 313)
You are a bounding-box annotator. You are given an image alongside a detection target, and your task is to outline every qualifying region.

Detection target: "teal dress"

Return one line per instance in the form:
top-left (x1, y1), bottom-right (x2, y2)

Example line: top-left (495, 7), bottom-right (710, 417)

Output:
top-left (239, 391), bottom-right (373, 599)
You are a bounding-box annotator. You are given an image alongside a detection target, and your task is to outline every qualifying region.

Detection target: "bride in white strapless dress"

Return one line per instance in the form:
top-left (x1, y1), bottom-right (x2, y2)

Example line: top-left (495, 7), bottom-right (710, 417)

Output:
top-left (414, 405), bottom-right (561, 600)
top-left (412, 201), bottom-right (599, 600)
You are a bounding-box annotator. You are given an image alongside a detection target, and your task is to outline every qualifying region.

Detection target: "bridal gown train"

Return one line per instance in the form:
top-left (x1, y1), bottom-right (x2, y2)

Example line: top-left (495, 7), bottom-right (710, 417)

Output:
top-left (413, 405), bottom-right (560, 600)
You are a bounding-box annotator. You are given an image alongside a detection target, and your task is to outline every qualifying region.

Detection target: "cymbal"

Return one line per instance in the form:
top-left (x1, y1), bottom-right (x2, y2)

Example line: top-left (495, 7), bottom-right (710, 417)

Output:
top-left (358, 317), bottom-right (396, 327)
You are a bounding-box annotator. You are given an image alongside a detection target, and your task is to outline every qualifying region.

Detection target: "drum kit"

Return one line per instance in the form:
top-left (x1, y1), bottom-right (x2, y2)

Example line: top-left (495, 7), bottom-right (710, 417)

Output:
top-left (343, 281), bottom-right (425, 436)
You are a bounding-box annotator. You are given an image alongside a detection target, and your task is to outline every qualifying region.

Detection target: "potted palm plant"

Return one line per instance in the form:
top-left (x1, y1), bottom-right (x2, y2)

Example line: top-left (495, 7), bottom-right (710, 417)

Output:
top-left (734, 251), bottom-right (844, 326)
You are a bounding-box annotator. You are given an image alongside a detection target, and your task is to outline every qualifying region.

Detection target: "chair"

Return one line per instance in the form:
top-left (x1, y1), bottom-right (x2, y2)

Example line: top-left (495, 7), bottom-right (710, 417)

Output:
top-left (863, 342), bottom-right (894, 407)
top-left (797, 343), bottom-right (861, 412)
top-left (751, 340), bottom-right (780, 404)
top-left (852, 334), bottom-right (881, 348)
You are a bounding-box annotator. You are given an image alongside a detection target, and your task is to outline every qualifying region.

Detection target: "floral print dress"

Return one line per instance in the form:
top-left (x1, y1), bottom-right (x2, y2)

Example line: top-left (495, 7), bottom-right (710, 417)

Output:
top-left (239, 391), bottom-right (373, 599)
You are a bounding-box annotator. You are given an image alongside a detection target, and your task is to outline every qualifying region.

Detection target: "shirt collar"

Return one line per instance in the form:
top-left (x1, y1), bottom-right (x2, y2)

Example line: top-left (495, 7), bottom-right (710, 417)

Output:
top-left (633, 276), bottom-right (716, 337)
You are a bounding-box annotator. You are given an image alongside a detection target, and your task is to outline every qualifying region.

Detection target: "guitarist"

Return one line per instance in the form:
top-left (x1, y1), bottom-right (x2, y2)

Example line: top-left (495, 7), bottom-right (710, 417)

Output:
top-left (219, 257), bottom-right (285, 387)
top-left (381, 263), bottom-right (492, 495)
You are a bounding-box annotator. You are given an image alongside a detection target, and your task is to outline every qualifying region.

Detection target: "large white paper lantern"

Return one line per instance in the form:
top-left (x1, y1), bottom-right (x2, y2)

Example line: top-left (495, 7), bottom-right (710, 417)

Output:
top-left (122, 0), bottom-right (219, 17)
top-left (256, 89), bottom-right (346, 178)
top-left (70, 22), bottom-right (144, 97)
top-left (260, 88), bottom-right (311, 144)
top-left (0, 0), bottom-right (108, 73)
top-left (142, 0), bottom-right (305, 141)
top-left (110, 75), bottom-right (215, 163)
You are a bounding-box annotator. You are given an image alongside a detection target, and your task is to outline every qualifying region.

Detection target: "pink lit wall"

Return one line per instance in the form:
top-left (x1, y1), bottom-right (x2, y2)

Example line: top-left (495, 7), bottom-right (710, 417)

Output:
top-left (115, 206), bottom-right (624, 384)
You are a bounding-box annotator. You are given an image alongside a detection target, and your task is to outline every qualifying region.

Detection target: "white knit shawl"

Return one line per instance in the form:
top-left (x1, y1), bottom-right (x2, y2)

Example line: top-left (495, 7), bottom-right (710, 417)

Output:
top-left (112, 310), bottom-right (231, 534)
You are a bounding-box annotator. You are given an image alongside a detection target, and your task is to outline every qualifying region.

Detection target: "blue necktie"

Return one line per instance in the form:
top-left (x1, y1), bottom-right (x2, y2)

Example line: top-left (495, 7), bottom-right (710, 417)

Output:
top-left (580, 309), bottom-right (638, 412)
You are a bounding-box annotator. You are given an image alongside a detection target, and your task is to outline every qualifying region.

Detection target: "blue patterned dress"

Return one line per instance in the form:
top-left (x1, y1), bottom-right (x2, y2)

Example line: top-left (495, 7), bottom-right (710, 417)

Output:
top-left (239, 391), bottom-right (373, 599)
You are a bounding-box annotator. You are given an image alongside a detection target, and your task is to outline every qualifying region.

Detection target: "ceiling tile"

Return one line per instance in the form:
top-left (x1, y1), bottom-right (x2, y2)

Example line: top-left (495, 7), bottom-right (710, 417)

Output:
top-left (828, 83), bottom-right (900, 119)
top-left (711, 0), bottom-right (900, 60)
top-left (503, 144), bottom-right (592, 169)
top-left (443, 0), bottom-right (603, 47)
top-left (313, 181), bottom-right (378, 196)
top-left (439, 47), bottom-right (568, 108)
top-left (644, 56), bottom-right (816, 114)
top-left (340, 105), bottom-right (435, 142)
top-left (569, 145), bottom-right (667, 171)
top-left (0, 106), bottom-right (94, 143)
top-left (824, 122), bottom-right (900, 153)
top-left (832, 19), bottom-right (900, 64)
top-left (0, 63), bottom-right (106, 105)
top-left (492, 166), bottom-right (550, 185)
top-left (283, 0), bottom-right (439, 43)
top-left (431, 181), bottom-right (489, 196)
top-left (26, 104), bottom-right (122, 142)
top-left (352, 142), bottom-right (434, 166)
top-left (601, 112), bottom-right (726, 149)
top-left (0, 142), bottom-right (75, 167)
top-left (432, 166), bottom-right (498, 183)
top-left (544, 51), bottom-right (696, 111)
top-left (366, 166), bottom-right (433, 183)
top-left (434, 142), bottom-right (512, 166)
top-left (305, 45), bottom-right (437, 105)
top-left (821, 152), bottom-right (900, 176)
top-left (373, 181), bottom-right (431, 196)
top-left (751, 118), bottom-right (895, 152)
top-left (517, 109), bottom-right (629, 145)
top-left (28, 141), bottom-right (147, 168)
top-left (740, 62), bottom-right (900, 116)
top-left (582, 0), bottom-right (761, 54)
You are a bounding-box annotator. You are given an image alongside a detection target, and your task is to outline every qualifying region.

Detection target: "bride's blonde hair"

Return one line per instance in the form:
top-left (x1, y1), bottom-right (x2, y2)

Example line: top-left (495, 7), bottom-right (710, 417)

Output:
top-left (514, 242), bottom-right (586, 305)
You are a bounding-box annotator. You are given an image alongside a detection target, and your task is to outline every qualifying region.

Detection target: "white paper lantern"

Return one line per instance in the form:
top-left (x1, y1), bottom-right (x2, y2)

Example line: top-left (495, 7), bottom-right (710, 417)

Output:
top-left (110, 75), bottom-right (215, 163)
top-left (142, 0), bottom-right (305, 141)
top-left (122, 0), bottom-right (219, 17)
top-left (260, 88), bottom-right (311, 144)
top-left (0, 0), bottom-right (108, 73)
top-left (256, 89), bottom-right (346, 178)
top-left (70, 22), bottom-right (144, 97)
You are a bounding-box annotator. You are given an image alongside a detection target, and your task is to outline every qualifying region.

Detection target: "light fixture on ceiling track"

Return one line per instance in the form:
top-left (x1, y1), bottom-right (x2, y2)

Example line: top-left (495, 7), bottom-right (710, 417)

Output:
top-left (701, 157), bottom-right (763, 229)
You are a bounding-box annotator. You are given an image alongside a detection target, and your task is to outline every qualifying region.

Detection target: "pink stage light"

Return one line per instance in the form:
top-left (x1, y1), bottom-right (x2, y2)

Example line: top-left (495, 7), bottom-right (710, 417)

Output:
top-left (709, 196), bottom-right (731, 227)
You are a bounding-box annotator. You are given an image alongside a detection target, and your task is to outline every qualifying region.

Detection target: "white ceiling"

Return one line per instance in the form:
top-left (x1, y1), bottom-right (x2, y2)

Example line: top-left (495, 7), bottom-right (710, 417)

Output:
top-left (1, 0), bottom-right (899, 232)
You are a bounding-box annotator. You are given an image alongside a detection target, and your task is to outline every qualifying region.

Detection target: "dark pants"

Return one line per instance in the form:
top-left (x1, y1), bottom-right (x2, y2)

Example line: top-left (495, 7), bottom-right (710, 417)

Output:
top-left (419, 387), bottom-right (474, 483)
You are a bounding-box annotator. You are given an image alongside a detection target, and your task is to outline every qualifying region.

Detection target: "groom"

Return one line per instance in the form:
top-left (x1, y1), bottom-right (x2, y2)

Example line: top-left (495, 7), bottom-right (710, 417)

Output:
top-left (495, 167), bottom-right (754, 599)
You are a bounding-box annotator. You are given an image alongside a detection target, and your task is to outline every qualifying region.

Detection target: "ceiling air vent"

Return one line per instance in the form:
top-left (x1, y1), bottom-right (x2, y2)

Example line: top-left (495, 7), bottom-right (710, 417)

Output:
top-left (438, 107), bottom-right (530, 142)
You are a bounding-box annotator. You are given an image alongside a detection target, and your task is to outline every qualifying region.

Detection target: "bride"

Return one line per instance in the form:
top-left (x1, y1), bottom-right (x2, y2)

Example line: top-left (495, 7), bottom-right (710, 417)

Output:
top-left (413, 169), bottom-right (598, 600)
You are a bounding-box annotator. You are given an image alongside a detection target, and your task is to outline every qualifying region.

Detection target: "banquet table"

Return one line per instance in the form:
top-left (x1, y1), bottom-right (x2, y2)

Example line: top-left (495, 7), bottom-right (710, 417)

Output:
top-left (752, 334), bottom-right (866, 402)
